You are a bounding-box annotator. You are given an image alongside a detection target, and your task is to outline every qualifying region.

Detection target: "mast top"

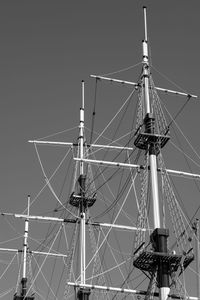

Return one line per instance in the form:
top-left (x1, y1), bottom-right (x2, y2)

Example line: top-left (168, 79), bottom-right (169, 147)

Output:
top-left (81, 80), bottom-right (85, 109)
top-left (143, 6), bottom-right (148, 42)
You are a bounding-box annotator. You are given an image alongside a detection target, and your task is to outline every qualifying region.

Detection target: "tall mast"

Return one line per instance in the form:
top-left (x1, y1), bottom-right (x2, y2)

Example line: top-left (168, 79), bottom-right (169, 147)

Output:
top-left (142, 6), bottom-right (170, 300)
top-left (142, 6), bottom-right (161, 229)
top-left (68, 6), bottom-right (196, 300)
top-left (80, 80), bottom-right (86, 285)
top-left (77, 80), bottom-right (90, 300)
top-left (68, 80), bottom-right (94, 299)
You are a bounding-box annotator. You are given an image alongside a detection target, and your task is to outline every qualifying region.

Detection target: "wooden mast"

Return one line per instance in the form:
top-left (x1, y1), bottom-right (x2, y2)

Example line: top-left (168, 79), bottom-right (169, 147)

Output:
top-left (13, 195), bottom-right (34, 300)
top-left (77, 80), bottom-right (91, 300)
top-left (141, 6), bottom-right (170, 300)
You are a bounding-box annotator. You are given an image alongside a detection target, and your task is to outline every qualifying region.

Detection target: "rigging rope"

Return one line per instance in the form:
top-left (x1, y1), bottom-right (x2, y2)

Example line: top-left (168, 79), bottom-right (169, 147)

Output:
top-left (34, 143), bottom-right (78, 218)
top-left (133, 153), bottom-right (149, 257)
top-left (46, 230), bottom-right (63, 300)
top-left (32, 256), bottom-right (58, 299)
top-left (166, 95), bottom-right (191, 132)
top-left (0, 287), bottom-right (15, 298)
top-left (160, 98), bottom-right (200, 225)
top-left (84, 86), bottom-right (141, 218)
top-left (92, 88), bottom-right (137, 146)
top-left (26, 225), bottom-right (63, 298)
top-left (89, 78), bottom-right (98, 145)
top-left (100, 61), bottom-right (142, 77)
top-left (144, 269), bottom-right (157, 300)
top-left (158, 153), bottom-right (193, 254)
top-left (151, 65), bottom-right (193, 95)
top-left (88, 224), bottom-right (109, 300)
top-left (85, 182), bottom-right (134, 273)
top-left (149, 76), bottom-right (168, 134)
top-left (64, 221), bottom-right (79, 299)
top-left (15, 252), bottom-right (21, 294)
top-left (37, 126), bottom-right (78, 141)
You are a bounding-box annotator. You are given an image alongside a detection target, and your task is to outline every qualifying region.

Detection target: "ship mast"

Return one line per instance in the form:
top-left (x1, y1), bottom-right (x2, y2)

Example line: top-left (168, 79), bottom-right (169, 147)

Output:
top-left (14, 195), bottom-right (34, 300)
top-left (68, 6), bottom-right (197, 299)
top-left (80, 80), bottom-right (86, 285)
top-left (76, 80), bottom-right (91, 300)
top-left (141, 6), bottom-right (170, 300)
top-left (21, 195), bottom-right (30, 297)
top-left (21, 6), bottom-right (197, 299)
top-left (142, 6), bottom-right (161, 229)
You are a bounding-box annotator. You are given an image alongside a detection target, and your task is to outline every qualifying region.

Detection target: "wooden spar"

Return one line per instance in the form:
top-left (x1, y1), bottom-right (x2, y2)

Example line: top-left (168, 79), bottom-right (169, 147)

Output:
top-left (0, 247), bottom-right (68, 257)
top-left (74, 157), bottom-right (141, 169)
top-left (166, 169), bottom-right (200, 180)
top-left (74, 157), bottom-right (200, 180)
top-left (90, 75), bottom-right (139, 88)
top-left (90, 75), bottom-right (198, 99)
top-left (28, 141), bottom-right (200, 179)
top-left (28, 140), bottom-right (74, 146)
top-left (91, 222), bottom-right (147, 231)
top-left (67, 282), bottom-right (200, 300)
top-left (68, 282), bottom-right (148, 297)
top-left (0, 212), bottom-right (70, 222)
top-left (28, 140), bottom-right (133, 151)
top-left (0, 212), bottom-right (147, 231)
top-left (30, 251), bottom-right (67, 257)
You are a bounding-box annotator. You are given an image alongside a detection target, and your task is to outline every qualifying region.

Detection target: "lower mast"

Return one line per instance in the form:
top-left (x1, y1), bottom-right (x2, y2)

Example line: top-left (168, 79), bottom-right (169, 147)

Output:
top-left (13, 195), bottom-right (34, 300)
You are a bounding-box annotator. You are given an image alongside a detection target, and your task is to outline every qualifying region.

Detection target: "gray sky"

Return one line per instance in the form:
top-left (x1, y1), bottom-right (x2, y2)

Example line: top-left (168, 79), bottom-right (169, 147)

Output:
top-left (1, 0), bottom-right (199, 205)
top-left (0, 1), bottom-right (200, 298)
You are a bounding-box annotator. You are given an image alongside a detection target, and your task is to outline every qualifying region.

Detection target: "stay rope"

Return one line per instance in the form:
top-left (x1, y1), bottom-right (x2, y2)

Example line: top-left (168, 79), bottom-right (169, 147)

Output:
top-left (133, 153), bottom-right (149, 256)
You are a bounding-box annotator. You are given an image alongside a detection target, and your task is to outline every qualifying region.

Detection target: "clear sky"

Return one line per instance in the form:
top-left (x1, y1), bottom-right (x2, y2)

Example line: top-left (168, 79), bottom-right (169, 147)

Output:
top-left (0, 0), bottom-right (200, 299)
